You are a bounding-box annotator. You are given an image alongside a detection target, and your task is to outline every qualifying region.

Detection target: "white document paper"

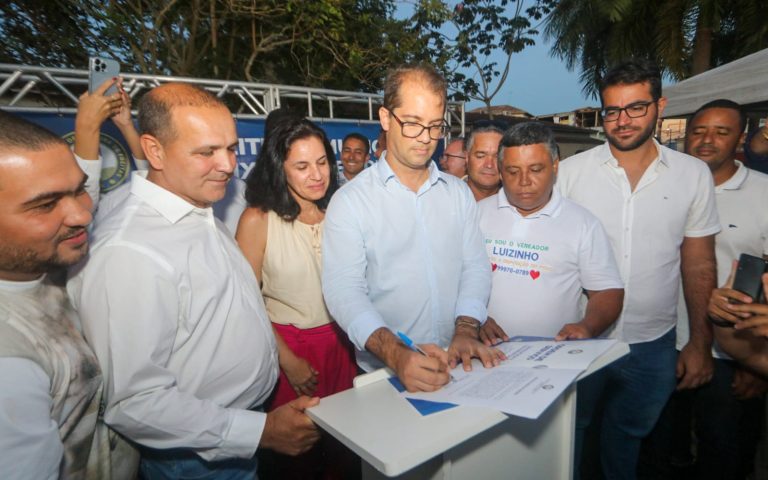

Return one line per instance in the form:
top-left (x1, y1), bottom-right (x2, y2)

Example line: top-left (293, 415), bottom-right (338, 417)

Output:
top-left (498, 337), bottom-right (618, 370)
top-left (402, 337), bottom-right (617, 419)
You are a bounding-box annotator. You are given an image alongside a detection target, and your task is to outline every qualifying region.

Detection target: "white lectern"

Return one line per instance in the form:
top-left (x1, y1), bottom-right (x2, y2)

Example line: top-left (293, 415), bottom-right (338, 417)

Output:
top-left (306, 342), bottom-right (628, 479)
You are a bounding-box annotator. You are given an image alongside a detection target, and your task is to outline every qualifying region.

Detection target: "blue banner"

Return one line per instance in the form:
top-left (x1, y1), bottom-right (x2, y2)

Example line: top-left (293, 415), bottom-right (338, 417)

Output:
top-left (15, 112), bottom-right (388, 193)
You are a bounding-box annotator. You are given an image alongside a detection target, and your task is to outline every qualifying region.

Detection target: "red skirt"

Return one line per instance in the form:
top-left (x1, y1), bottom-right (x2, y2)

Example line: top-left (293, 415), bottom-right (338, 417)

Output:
top-left (268, 321), bottom-right (357, 410)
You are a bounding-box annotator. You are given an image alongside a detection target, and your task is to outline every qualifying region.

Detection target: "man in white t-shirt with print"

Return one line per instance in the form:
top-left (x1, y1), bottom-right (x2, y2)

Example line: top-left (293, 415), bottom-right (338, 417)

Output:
top-left (477, 122), bottom-right (624, 343)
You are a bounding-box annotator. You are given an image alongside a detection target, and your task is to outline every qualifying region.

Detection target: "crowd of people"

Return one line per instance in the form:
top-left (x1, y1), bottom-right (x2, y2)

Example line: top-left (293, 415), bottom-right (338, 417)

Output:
top-left (1, 58), bottom-right (768, 480)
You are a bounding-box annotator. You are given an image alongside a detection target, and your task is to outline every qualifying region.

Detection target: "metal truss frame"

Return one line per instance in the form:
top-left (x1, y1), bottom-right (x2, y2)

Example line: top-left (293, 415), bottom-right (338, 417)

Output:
top-left (0, 63), bottom-right (465, 135)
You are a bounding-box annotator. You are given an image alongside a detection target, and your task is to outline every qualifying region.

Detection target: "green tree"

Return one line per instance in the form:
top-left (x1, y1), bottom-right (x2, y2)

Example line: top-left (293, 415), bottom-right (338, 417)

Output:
top-left (412, 0), bottom-right (553, 117)
top-left (543, 0), bottom-right (768, 98)
top-left (0, 0), bottom-right (434, 94)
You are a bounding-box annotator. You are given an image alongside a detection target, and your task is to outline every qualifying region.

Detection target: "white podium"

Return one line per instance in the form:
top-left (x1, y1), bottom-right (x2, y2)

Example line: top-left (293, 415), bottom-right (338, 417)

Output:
top-left (306, 341), bottom-right (628, 479)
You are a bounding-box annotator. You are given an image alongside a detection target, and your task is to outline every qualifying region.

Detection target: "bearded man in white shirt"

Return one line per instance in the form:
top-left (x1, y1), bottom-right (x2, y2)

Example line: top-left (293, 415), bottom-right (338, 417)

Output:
top-left (69, 83), bottom-right (320, 479)
top-left (0, 111), bottom-right (137, 479)
top-left (556, 60), bottom-right (720, 480)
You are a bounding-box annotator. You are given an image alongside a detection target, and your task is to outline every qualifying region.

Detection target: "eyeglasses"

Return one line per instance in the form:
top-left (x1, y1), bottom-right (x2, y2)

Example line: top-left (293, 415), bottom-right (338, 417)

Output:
top-left (601, 101), bottom-right (656, 122)
top-left (386, 109), bottom-right (449, 140)
top-left (441, 153), bottom-right (466, 160)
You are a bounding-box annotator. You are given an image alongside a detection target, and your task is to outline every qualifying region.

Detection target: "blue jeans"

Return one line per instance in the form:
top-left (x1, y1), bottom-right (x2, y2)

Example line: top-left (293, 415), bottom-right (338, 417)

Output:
top-left (140, 449), bottom-right (259, 480)
top-left (575, 328), bottom-right (678, 480)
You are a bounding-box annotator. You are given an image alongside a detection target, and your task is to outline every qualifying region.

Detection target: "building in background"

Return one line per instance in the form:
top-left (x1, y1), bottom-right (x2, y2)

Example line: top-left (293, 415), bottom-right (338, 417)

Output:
top-left (466, 106), bottom-right (603, 159)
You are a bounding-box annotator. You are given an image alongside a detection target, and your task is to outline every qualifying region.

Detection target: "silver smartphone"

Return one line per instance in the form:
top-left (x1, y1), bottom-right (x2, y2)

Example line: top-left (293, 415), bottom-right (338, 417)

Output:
top-left (88, 57), bottom-right (120, 96)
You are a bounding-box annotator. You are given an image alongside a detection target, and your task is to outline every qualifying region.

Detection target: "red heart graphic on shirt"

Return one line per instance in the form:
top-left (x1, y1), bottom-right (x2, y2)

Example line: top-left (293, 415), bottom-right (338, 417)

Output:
top-left (491, 263), bottom-right (498, 272)
top-left (530, 270), bottom-right (540, 280)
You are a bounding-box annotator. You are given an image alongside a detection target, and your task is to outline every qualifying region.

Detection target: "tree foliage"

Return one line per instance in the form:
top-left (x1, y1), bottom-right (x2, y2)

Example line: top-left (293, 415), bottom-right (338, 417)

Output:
top-left (0, 0), bottom-right (435, 93)
top-left (543, 0), bottom-right (768, 99)
top-left (412, 0), bottom-right (554, 116)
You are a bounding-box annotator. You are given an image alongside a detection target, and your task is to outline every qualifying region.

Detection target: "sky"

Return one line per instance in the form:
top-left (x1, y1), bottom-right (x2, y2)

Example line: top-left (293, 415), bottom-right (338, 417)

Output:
top-left (462, 36), bottom-right (598, 116)
top-left (394, 1), bottom-right (598, 116)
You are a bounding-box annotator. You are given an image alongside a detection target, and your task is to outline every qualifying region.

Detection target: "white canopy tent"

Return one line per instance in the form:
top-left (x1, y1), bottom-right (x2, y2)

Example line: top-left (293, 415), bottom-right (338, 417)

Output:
top-left (663, 48), bottom-right (768, 118)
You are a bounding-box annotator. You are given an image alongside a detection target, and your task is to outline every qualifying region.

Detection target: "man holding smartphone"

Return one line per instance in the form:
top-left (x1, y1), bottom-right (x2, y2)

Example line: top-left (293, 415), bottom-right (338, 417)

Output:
top-left (645, 99), bottom-right (768, 480)
top-left (709, 269), bottom-right (768, 375)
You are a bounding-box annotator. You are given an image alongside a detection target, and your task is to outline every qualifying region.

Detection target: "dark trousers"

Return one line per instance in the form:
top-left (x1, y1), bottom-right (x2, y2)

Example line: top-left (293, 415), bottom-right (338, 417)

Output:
top-left (640, 358), bottom-right (765, 480)
top-left (575, 329), bottom-right (678, 480)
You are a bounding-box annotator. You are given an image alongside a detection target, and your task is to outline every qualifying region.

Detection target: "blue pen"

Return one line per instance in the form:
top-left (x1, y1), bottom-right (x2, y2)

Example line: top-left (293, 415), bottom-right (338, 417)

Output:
top-left (396, 331), bottom-right (455, 381)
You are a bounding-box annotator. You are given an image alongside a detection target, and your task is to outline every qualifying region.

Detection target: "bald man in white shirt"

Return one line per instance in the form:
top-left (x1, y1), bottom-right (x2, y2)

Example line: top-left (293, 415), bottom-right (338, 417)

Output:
top-left (69, 83), bottom-right (320, 479)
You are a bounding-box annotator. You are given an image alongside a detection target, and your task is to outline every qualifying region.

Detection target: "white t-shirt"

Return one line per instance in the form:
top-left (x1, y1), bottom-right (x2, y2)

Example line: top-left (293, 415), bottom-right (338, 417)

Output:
top-left (478, 189), bottom-right (623, 337)
top-left (676, 161), bottom-right (768, 356)
top-left (557, 141), bottom-right (720, 343)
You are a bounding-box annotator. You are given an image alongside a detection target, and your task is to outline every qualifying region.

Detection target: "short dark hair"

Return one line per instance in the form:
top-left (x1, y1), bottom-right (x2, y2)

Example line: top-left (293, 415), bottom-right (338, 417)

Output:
top-left (383, 64), bottom-right (447, 112)
top-left (498, 122), bottom-right (559, 169)
top-left (600, 59), bottom-right (662, 104)
top-left (245, 118), bottom-right (339, 221)
top-left (343, 132), bottom-right (370, 153)
top-left (138, 83), bottom-right (228, 143)
top-left (690, 99), bottom-right (746, 132)
top-left (465, 120), bottom-right (507, 152)
top-left (0, 110), bottom-right (66, 151)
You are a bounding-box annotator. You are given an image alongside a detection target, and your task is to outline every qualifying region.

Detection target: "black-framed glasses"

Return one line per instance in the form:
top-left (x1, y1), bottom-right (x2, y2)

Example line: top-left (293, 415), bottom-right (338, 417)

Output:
top-left (601, 101), bottom-right (656, 122)
top-left (386, 109), bottom-right (449, 140)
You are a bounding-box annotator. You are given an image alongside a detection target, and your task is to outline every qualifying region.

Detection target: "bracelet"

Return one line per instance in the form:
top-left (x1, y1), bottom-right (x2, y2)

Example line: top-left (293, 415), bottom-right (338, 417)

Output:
top-left (455, 318), bottom-right (480, 331)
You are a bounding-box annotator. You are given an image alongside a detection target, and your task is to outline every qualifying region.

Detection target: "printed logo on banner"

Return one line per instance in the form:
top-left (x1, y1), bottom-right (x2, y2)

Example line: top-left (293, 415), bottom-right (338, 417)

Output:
top-left (63, 132), bottom-right (130, 193)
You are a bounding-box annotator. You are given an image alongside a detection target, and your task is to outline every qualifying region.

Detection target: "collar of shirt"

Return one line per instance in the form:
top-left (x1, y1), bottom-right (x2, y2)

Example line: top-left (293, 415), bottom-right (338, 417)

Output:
top-left (495, 187), bottom-right (563, 219)
top-left (717, 160), bottom-right (749, 192)
top-left (129, 172), bottom-right (213, 224)
top-left (0, 275), bottom-right (45, 293)
top-left (599, 139), bottom-right (668, 168)
top-left (374, 152), bottom-right (446, 194)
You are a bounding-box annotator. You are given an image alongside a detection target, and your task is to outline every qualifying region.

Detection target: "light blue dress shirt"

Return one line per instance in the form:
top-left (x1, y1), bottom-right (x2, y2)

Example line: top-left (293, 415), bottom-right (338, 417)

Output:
top-left (322, 154), bottom-right (491, 371)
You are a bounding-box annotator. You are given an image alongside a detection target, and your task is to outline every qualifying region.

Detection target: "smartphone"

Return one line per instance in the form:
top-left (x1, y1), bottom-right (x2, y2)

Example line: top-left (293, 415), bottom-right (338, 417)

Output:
top-left (731, 253), bottom-right (768, 303)
top-left (88, 57), bottom-right (120, 96)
